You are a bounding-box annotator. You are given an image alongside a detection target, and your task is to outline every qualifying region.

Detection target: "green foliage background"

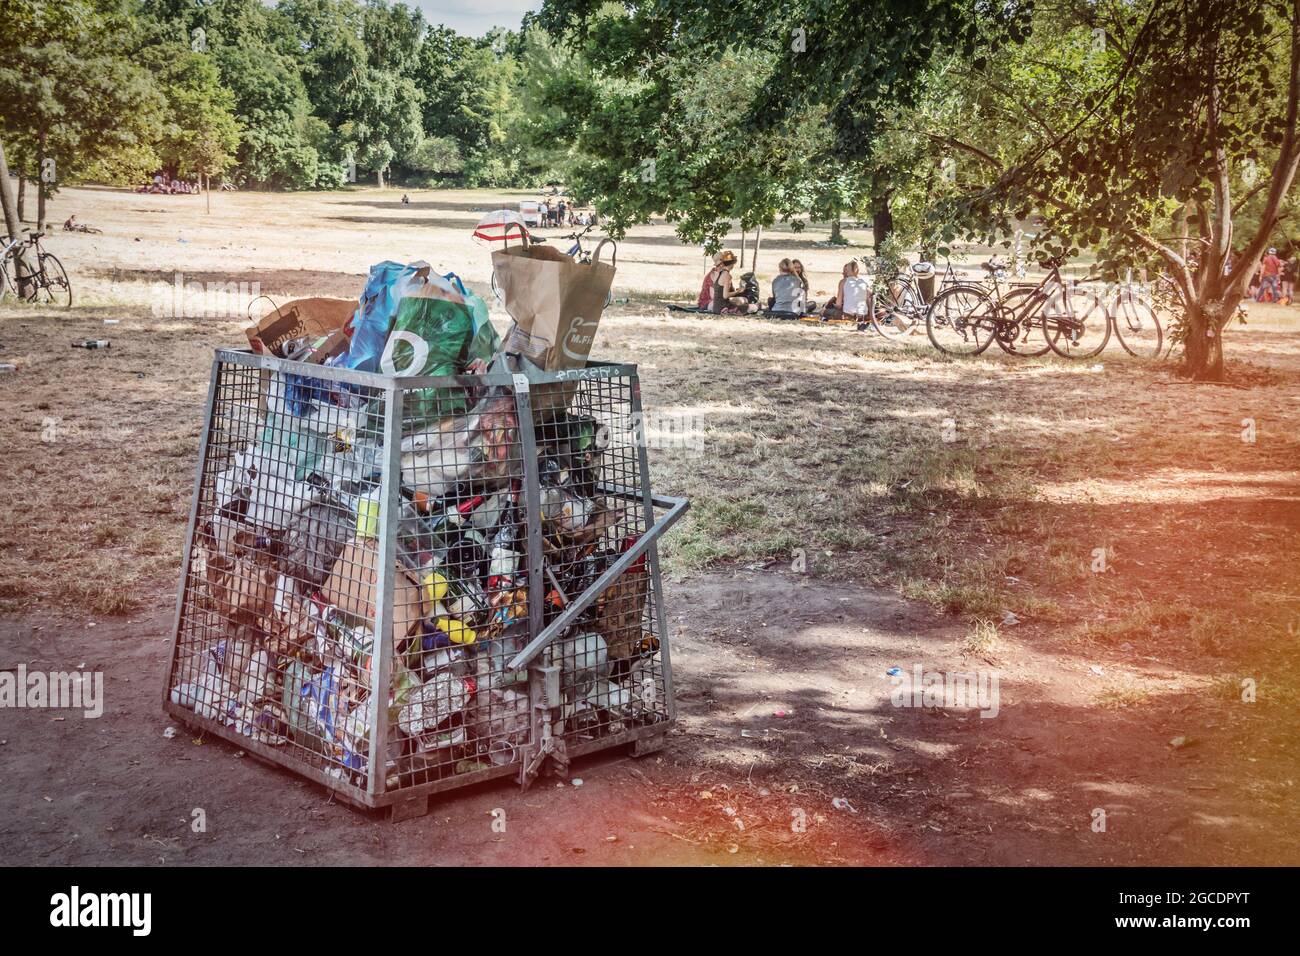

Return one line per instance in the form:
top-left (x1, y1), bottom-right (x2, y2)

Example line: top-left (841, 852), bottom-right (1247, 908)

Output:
top-left (0, 0), bottom-right (564, 194)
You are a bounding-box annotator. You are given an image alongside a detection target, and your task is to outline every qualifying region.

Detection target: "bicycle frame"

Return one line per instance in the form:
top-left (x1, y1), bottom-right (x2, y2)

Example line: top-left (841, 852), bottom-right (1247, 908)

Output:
top-left (559, 223), bottom-right (599, 262)
top-left (986, 262), bottom-right (1076, 326)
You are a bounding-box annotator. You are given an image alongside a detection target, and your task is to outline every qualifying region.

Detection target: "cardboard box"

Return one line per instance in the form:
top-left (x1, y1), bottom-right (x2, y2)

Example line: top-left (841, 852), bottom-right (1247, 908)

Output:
top-left (245, 297), bottom-right (356, 357)
top-left (246, 296), bottom-right (356, 415)
top-left (206, 552), bottom-right (277, 624)
top-left (321, 537), bottom-right (427, 646)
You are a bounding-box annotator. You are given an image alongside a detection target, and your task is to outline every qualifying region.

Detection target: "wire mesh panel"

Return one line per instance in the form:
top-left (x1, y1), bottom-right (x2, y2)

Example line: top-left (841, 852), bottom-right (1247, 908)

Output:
top-left (387, 379), bottom-right (528, 790)
top-left (169, 359), bottom-right (394, 802)
top-left (166, 350), bottom-right (682, 810)
top-left (536, 373), bottom-right (672, 750)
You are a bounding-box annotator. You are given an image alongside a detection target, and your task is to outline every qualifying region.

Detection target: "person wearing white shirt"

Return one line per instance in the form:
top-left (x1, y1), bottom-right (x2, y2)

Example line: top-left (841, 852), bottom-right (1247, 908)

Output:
top-left (826, 261), bottom-right (870, 319)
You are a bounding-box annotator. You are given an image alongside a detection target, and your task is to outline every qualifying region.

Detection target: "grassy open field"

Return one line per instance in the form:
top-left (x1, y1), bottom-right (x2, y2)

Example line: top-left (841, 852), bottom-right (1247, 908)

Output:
top-left (1, 184), bottom-right (1297, 865)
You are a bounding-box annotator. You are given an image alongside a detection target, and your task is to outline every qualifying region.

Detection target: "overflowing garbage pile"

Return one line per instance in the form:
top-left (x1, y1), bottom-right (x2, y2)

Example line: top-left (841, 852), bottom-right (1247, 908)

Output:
top-left (169, 254), bottom-right (666, 793)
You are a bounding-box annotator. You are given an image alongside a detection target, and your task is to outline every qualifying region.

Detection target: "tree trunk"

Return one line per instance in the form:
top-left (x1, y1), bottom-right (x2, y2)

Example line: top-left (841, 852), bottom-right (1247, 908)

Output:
top-left (36, 130), bottom-right (47, 233)
top-left (204, 172), bottom-right (211, 214)
top-left (753, 224), bottom-right (763, 270)
top-left (16, 173), bottom-right (24, 222)
top-left (0, 140), bottom-right (23, 242)
top-left (1181, 300), bottom-right (1229, 381)
top-left (829, 213), bottom-right (843, 245)
top-left (376, 167), bottom-right (385, 188)
top-left (871, 195), bottom-right (894, 248)
top-left (0, 139), bottom-right (32, 296)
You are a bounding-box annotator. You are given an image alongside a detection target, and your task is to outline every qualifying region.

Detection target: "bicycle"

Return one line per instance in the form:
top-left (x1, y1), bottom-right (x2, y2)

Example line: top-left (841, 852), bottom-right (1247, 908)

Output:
top-left (925, 256), bottom-right (1109, 359)
top-left (861, 256), bottom-right (962, 339)
top-left (0, 230), bottom-right (72, 308)
top-left (1103, 268), bottom-right (1164, 359)
top-left (491, 223), bottom-right (615, 307)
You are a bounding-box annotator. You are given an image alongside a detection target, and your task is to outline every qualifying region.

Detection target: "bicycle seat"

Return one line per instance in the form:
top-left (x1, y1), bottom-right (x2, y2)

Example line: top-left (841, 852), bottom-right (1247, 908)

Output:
top-left (911, 261), bottom-right (935, 276)
top-left (28, 231), bottom-right (44, 241)
top-left (980, 260), bottom-right (1004, 273)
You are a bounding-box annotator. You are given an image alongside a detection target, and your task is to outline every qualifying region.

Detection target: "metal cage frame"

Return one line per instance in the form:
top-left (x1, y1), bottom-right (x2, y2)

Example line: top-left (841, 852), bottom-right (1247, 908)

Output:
top-left (163, 348), bottom-right (687, 816)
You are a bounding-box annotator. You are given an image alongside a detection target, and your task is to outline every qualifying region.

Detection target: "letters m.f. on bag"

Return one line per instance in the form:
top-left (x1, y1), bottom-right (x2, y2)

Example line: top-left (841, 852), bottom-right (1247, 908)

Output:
top-left (491, 239), bottom-right (616, 372)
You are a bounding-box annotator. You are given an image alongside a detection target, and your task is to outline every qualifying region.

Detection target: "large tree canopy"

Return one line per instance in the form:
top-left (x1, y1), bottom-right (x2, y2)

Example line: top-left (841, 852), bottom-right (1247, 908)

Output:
top-left (536, 0), bottom-right (1300, 380)
top-left (0, 0), bottom-right (165, 227)
top-left (530, 1), bottom-right (1028, 244)
top-left (915, 0), bottom-right (1300, 380)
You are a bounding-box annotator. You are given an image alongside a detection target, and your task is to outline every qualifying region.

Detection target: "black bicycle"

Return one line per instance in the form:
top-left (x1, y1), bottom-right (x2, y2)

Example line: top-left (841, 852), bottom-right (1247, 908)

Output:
top-left (925, 256), bottom-right (1109, 359)
top-left (0, 229), bottom-right (72, 308)
top-left (861, 256), bottom-right (962, 339)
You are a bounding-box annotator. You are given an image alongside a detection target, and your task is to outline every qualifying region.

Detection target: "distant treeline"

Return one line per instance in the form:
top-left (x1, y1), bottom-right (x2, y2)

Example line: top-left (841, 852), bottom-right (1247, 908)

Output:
top-left (1, 0), bottom-right (568, 207)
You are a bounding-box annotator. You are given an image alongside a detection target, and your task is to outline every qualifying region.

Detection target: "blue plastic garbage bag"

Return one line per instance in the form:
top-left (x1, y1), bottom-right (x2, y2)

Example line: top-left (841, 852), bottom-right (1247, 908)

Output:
top-left (337, 261), bottom-right (428, 373)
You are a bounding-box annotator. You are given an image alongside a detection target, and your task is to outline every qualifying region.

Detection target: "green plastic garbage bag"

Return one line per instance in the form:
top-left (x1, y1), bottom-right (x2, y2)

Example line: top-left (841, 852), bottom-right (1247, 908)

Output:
top-left (373, 278), bottom-right (500, 429)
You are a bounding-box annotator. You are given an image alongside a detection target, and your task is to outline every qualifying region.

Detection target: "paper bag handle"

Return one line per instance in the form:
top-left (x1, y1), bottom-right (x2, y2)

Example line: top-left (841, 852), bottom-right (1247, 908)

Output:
top-left (591, 238), bottom-right (617, 268)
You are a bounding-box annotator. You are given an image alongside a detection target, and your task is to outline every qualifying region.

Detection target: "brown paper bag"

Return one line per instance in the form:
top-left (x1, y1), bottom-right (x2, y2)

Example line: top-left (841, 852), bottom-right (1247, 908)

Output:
top-left (593, 563), bottom-right (650, 663)
top-left (491, 239), bottom-right (615, 372)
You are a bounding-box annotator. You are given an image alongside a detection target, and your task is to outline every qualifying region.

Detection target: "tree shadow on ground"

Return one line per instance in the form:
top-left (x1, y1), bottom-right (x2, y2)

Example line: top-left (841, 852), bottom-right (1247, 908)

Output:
top-left (670, 569), bottom-right (1300, 865)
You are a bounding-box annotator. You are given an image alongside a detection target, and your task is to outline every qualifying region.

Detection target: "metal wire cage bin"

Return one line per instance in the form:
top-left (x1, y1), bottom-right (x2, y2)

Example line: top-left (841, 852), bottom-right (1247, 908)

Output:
top-left (163, 348), bottom-right (687, 817)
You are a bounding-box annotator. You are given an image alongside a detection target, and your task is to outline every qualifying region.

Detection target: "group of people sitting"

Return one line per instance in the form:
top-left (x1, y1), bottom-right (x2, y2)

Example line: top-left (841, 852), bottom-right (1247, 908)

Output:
top-left (135, 175), bottom-right (202, 195)
top-left (697, 252), bottom-right (872, 319)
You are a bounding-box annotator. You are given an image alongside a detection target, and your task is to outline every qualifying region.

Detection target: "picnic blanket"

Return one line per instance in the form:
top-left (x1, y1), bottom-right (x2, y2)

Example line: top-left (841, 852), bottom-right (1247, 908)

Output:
top-left (662, 302), bottom-right (818, 321)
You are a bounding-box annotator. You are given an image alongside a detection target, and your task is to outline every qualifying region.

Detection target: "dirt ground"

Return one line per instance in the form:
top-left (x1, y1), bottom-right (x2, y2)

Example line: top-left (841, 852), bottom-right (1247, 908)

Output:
top-left (1, 185), bottom-right (1297, 866)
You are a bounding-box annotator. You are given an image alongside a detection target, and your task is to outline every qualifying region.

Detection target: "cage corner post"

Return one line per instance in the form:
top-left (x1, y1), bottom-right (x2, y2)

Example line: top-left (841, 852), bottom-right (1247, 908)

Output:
top-left (511, 372), bottom-right (566, 789)
top-left (630, 370), bottom-right (678, 733)
top-left (369, 383), bottom-right (408, 817)
top-left (162, 356), bottom-right (223, 712)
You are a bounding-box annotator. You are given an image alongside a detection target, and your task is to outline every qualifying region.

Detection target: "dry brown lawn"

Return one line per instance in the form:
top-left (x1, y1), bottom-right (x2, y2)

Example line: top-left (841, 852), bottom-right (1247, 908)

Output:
top-left (1, 184), bottom-right (1298, 864)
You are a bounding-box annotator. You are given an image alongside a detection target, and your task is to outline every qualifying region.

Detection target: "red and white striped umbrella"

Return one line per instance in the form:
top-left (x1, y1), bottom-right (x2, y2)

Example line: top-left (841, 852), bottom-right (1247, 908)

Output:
top-left (473, 209), bottom-right (529, 244)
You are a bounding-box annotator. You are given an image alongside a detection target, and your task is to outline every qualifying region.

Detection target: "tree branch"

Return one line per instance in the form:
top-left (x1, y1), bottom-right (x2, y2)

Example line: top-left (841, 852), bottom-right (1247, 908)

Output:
top-left (924, 133), bottom-right (1002, 170)
top-left (1225, 0), bottom-right (1300, 297)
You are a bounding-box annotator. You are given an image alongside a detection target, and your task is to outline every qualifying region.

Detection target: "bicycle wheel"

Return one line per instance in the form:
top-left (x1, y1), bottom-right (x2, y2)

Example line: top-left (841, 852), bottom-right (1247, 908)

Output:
top-left (490, 270), bottom-right (503, 304)
top-left (35, 253), bottom-right (73, 308)
top-left (870, 279), bottom-right (921, 339)
top-left (0, 255), bottom-right (13, 302)
top-left (1110, 294), bottom-right (1163, 359)
top-left (926, 285), bottom-right (996, 356)
top-left (1043, 287), bottom-right (1110, 359)
top-left (993, 288), bottom-right (1052, 357)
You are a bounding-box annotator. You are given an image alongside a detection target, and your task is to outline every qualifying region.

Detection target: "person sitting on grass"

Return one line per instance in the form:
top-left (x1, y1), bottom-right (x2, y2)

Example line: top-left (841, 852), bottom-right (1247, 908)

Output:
top-left (767, 258), bottom-right (806, 316)
top-left (698, 252), bottom-right (723, 310)
top-left (710, 251), bottom-right (758, 314)
top-left (824, 261), bottom-right (870, 320)
top-left (791, 259), bottom-right (816, 311)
